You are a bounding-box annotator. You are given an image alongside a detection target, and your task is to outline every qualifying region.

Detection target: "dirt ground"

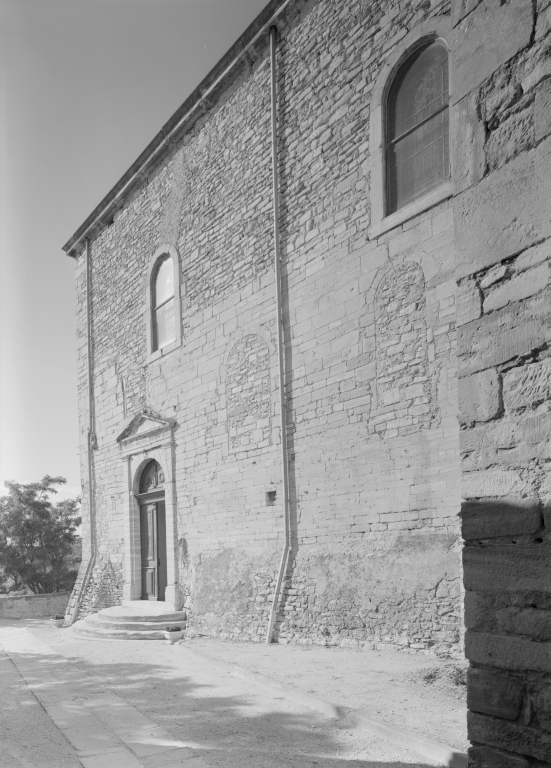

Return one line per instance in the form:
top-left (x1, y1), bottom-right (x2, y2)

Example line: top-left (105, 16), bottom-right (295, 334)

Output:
top-left (12, 619), bottom-right (468, 767)
top-left (185, 637), bottom-right (468, 752)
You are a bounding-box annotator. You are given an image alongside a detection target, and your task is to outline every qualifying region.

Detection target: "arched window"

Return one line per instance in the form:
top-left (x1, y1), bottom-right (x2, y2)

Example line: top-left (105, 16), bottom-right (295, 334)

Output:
top-left (386, 40), bottom-right (449, 214)
top-left (153, 255), bottom-right (175, 351)
top-left (145, 244), bottom-right (182, 361)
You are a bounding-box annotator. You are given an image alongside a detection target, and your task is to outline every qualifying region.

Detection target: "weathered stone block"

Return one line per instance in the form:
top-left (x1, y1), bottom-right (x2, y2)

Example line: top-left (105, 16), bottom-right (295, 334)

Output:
top-left (468, 711), bottom-right (551, 763)
top-left (503, 358), bottom-right (551, 412)
top-left (521, 50), bottom-right (551, 97)
top-left (457, 287), bottom-right (551, 376)
top-left (463, 545), bottom-right (549, 594)
top-left (466, 631), bottom-right (551, 673)
top-left (453, 90), bottom-right (486, 195)
top-left (452, 0), bottom-right (534, 104)
top-left (467, 668), bottom-right (524, 719)
top-left (455, 139), bottom-right (551, 279)
top-left (483, 263), bottom-right (549, 313)
top-left (461, 411), bottom-right (551, 471)
top-left (464, 590), bottom-right (487, 631)
top-left (535, 77), bottom-right (551, 142)
top-left (458, 370), bottom-right (500, 425)
top-left (496, 608), bottom-right (551, 642)
top-left (468, 745), bottom-right (530, 768)
top-left (452, 0), bottom-right (484, 27)
top-left (461, 498), bottom-right (542, 539)
top-left (515, 239), bottom-right (551, 272)
top-left (456, 279), bottom-right (482, 327)
top-left (480, 265), bottom-right (508, 290)
top-left (544, 500), bottom-right (551, 531)
top-left (462, 470), bottom-right (524, 499)
top-left (533, 684), bottom-right (551, 733)
top-left (536, 3), bottom-right (551, 41)
top-left (485, 108), bottom-right (535, 175)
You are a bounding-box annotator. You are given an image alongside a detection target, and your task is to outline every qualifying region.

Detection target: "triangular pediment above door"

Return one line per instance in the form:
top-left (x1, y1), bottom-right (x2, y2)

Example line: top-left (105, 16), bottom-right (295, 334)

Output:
top-left (116, 407), bottom-right (176, 448)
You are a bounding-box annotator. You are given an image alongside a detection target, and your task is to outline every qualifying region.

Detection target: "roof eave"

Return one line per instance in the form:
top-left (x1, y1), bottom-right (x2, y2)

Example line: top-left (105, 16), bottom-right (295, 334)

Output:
top-left (63, 0), bottom-right (291, 258)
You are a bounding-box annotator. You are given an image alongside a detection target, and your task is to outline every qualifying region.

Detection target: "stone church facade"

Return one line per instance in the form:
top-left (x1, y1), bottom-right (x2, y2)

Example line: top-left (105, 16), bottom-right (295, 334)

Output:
top-left (63, 3), bottom-right (551, 759)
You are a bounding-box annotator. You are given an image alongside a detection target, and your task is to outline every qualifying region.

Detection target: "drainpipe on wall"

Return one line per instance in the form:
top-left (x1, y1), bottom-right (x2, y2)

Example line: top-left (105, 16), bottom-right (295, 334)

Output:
top-left (66, 238), bottom-right (97, 625)
top-left (266, 24), bottom-right (291, 645)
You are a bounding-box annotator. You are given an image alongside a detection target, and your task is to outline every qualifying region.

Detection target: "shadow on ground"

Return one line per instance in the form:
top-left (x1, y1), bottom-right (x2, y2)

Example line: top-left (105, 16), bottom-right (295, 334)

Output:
top-left (4, 641), bottom-right (439, 768)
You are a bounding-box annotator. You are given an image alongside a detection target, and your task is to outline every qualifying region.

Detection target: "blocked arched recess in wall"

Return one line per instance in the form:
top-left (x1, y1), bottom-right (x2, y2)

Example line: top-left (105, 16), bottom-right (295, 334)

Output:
top-left (364, 259), bottom-right (438, 438)
top-left (221, 327), bottom-right (276, 455)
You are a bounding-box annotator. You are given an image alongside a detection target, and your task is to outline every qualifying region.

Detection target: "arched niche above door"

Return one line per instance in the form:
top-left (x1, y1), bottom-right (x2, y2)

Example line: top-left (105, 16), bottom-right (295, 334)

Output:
top-left (138, 459), bottom-right (165, 494)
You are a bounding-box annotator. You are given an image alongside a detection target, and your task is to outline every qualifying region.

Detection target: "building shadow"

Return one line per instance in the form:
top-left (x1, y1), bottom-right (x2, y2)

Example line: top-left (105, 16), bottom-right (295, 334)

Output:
top-left (2, 643), bottom-right (438, 768)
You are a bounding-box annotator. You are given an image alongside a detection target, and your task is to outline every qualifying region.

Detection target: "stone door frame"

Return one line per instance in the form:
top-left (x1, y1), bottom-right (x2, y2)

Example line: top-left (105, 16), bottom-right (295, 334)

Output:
top-left (117, 411), bottom-right (183, 611)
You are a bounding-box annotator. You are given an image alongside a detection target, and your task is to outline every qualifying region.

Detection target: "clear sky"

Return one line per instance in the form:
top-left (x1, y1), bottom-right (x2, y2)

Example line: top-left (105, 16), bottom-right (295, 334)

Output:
top-left (0, 0), bottom-right (269, 500)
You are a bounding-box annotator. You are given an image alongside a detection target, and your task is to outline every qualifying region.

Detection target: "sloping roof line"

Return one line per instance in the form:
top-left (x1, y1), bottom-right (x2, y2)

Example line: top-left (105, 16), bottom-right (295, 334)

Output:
top-left (63, 0), bottom-right (291, 258)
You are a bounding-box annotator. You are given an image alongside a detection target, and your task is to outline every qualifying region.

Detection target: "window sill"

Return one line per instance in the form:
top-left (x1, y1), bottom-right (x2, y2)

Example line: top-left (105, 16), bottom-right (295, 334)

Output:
top-left (369, 181), bottom-right (452, 239)
top-left (146, 338), bottom-right (180, 365)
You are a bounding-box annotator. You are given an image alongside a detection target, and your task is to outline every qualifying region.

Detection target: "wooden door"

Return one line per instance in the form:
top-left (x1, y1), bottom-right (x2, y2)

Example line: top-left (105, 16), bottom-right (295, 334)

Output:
top-left (140, 503), bottom-right (158, 599)
top-left (140, 501), bottom-right (167, 601)
top-left (157, 502), bottom-right (167, 602)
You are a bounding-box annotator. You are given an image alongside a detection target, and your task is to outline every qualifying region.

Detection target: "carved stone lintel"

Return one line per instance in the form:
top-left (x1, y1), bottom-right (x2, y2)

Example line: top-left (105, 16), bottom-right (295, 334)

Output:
top-left (116, 407), bottom-right (176, 460)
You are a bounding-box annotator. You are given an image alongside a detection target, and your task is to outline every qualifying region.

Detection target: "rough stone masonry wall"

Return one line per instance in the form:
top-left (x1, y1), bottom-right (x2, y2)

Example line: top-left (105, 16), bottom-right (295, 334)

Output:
top-left (453, 0), bottom-right (551, 764)
top-left (71, 0), bottom-right (462, 652)
top-left (73, 29), bottom-right (286, 636)
top-left (75, 557), bottom-right (124, 619)
top-left (270, 0), bottom-right (461, 652)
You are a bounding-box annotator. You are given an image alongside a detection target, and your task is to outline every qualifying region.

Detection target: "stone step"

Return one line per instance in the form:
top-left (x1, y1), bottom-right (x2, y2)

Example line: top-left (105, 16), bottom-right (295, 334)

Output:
top-left (98, 604), bottom-right (187, 623)
top-left (72, 603), bottom-right (187, 641)
top-left (97, 610), bottom-right (186, 622)
top-left (97, 612), bottom-right (186, 624)
top-left (88, 615), bottom-right (187, 632)
top-left (73, 622), bottom-right (167, 641)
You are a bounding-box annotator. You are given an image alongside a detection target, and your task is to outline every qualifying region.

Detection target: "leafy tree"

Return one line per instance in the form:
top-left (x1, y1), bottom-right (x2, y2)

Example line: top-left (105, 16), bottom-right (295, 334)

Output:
top-left (0, 476), bottom-right (81, 594)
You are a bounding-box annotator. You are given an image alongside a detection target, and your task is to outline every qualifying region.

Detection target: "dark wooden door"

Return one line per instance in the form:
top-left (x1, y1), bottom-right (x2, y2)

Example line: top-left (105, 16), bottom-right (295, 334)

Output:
top-left (140, 501), bottom-right (167, 601)
top-left (141, 503), bottom-right (158, 600)
top-left (157, 502), bottom-right (167, 601)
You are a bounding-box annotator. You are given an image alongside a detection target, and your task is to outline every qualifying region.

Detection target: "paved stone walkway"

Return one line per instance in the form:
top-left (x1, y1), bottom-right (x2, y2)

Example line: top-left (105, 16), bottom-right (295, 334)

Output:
top-left (0, 620), bottom-right (453, 768)
top-left (0, 624), bottom-right (208, 768)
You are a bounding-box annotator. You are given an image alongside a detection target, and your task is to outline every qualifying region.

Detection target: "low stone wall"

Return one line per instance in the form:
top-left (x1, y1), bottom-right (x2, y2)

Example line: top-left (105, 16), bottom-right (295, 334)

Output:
top-left (0, 593), bottom-right (70, 619)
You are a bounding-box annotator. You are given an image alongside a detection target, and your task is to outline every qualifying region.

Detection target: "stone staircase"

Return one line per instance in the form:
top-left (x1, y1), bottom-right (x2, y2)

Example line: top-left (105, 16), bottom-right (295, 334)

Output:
top-left (72, 602), bottom-right (187, 640)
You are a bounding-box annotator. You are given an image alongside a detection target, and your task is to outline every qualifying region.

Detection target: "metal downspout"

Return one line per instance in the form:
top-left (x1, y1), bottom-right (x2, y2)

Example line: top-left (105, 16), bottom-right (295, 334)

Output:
top-left (85, 237), bottom-right (97, 558)
top-left (266, 25), bottom-right (291, 645)
top-left (66, 238), bottom-right (97, 624)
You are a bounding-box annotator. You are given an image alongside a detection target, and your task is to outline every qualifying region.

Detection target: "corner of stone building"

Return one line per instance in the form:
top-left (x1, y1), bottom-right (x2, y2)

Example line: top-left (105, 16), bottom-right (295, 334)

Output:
top-left (453, 0), bottom-right (551, 763)
top-left (75, 556), bottom-right (124, 620)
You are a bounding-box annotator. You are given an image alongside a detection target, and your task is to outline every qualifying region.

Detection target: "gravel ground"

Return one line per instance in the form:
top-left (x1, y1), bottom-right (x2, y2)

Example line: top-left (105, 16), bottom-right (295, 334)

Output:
top-left (184, 637), bottom-right (468, 752)
top-left (9, 618), bottom-right (468, 767)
